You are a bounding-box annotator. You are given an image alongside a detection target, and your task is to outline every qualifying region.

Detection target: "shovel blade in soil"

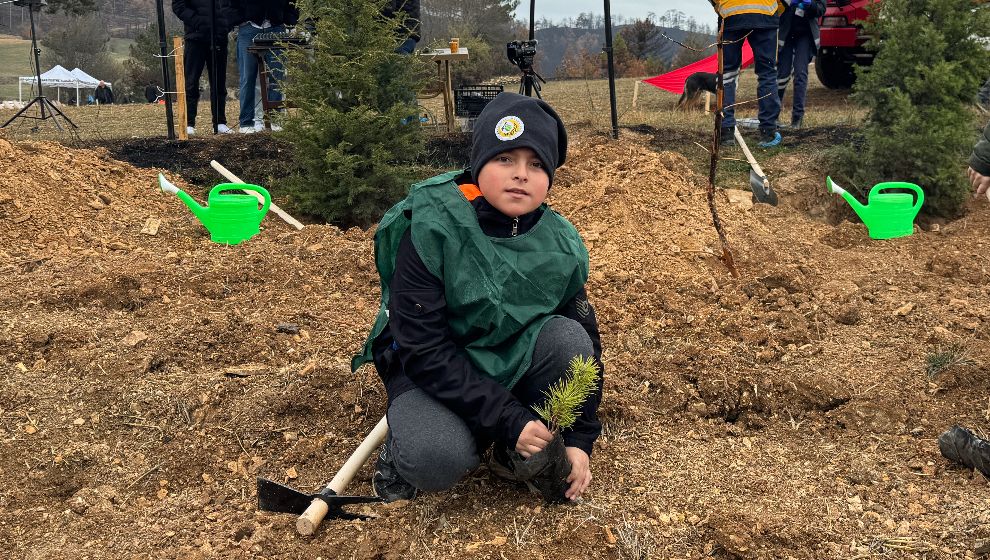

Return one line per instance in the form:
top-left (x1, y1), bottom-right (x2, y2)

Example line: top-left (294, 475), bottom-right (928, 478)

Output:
top-left (257, 477), bottom-right (316, 514)
top-left (750, 170), bottom-right (778, 206)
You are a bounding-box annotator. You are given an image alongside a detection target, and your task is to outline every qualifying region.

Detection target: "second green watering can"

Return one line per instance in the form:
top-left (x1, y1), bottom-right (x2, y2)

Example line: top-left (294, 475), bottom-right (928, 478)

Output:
top-left (826, 177), bottom-right (924, 240)
top-left (158, 174), bottom-right (271, 245)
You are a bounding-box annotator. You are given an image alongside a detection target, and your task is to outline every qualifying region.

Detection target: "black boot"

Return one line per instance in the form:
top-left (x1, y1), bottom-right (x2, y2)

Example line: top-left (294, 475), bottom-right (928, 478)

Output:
top-left (372, 438), bottom-right (418, 502)
top-left (939, 425), bottom-right (990, 478)
top-left (719, 126), bottom-right (736, 146)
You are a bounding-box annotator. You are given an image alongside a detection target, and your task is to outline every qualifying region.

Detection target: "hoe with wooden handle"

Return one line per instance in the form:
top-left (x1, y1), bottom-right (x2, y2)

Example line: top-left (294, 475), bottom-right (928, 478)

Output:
top-left (734, 126), bottom-right (779, 206)
top-left (257, 416), bottom-right (389, 535)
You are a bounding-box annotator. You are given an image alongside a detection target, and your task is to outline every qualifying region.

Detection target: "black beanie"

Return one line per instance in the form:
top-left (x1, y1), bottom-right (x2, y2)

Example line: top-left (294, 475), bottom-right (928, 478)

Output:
top-left (470, 92), bottom-right (567, 186)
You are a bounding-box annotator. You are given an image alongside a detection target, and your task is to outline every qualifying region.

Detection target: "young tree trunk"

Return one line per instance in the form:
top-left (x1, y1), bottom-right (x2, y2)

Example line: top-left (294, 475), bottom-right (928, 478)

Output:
top-left (708, 16), bottom-right (739, 278)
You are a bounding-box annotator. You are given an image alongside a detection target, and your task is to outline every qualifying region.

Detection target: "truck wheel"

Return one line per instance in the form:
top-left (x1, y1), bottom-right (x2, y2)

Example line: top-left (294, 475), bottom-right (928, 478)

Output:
top-left (815, 50), bottom-right (857, 89)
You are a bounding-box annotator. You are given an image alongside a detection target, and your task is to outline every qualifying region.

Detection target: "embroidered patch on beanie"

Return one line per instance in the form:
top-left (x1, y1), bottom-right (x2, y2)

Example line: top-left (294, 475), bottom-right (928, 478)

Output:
top-left (495, 116), bottom-right (525, 141)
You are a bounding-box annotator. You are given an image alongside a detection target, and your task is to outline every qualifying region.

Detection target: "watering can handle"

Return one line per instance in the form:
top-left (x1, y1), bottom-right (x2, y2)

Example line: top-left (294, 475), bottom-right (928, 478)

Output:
top-left (208, 183), bottom-right (272, 217)
top-left (871, 183), bottom-right (925, 213)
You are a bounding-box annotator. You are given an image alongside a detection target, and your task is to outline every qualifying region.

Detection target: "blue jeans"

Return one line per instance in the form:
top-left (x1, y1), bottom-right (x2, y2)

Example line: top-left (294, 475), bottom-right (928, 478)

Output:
top-left (236, 23), bottom-right (286, 128)
top-left (721, 27), bottom-right (781, 132)
top-left (777, 31), bottom-right (815, 121)
top-left (396, 37), bottom-right (418, 55)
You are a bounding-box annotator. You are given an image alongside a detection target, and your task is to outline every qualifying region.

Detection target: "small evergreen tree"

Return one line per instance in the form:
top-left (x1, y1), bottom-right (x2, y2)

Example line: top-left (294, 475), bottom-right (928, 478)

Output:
top-left (533, 356), bottom-right (600, 433)
top-left (842, 0), bottom-right (990, 217)
top-left (280, 0), bottom-right (427, 227)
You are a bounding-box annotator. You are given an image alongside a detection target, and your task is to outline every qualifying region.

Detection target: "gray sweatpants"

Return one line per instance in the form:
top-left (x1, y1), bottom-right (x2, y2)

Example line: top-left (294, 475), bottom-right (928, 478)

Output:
top-left (385, 317), bottom-right (593, 492)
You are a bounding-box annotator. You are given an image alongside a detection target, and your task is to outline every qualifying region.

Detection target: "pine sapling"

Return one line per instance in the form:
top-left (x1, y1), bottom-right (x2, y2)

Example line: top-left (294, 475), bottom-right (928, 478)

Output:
top-left (533, 355), bottom-right (601, 433)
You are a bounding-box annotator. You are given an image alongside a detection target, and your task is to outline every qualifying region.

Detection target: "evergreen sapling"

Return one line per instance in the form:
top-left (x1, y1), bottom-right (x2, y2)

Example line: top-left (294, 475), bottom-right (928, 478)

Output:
top-left (534, 355), bottom-right (601, 434)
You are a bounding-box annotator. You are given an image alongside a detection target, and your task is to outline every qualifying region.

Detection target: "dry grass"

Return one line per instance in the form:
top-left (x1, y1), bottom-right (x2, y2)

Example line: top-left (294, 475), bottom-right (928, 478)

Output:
top-left (1, 69), bottom-right (868, 149)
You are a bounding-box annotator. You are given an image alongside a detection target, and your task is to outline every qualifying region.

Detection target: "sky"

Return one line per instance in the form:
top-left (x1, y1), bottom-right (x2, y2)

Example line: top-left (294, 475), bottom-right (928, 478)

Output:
top-left (514, 0), bottom-right (716, 26)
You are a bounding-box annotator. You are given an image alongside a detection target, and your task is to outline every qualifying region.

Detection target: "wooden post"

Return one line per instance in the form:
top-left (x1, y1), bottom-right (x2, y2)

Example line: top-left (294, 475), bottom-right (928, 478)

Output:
top-left (705, 91), bottom-right (711, 114)
top-left (632, 81), bottom-right (640, 109)
top-left (173, 36), bottom-right (188, 141)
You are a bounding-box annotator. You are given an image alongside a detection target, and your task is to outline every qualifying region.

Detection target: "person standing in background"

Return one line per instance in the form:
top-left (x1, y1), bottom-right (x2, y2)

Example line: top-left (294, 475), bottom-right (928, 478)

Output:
top-left (383, 0), bottom-right (421, 55)
top-left (715, 0), bottom-right (785, 148)
top-left (232, 0), bottom-right (298, 133)
top-left (775, 0), bottom-right (826, 129)
top-left (172, 0), bottom-right (237, 135)
top-left (94, 81), bottom-right (115, 105)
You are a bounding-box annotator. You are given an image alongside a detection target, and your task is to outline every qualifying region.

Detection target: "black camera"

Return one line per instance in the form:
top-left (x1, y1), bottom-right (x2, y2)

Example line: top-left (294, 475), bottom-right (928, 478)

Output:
top-left (506, 40), bottom-right (538, 71)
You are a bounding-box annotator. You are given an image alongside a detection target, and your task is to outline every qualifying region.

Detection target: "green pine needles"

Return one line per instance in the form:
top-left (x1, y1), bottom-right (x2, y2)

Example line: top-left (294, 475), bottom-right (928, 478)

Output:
top-left (534, 356), bottom-right (601, 433)
top-left (279, 0), bottom-right (428, 228)
top-left (838, 0), bottom-right (990, 217)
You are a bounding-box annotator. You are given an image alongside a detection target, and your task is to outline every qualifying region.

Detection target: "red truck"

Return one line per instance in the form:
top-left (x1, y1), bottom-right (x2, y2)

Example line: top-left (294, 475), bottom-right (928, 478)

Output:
top-left (815, 0), bottom-right (880, 89)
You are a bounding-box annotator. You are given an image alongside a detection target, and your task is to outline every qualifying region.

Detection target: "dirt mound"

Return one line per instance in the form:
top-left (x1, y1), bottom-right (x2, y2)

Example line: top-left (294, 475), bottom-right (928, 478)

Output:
top-left (2, 132), bottom-right (990, 559)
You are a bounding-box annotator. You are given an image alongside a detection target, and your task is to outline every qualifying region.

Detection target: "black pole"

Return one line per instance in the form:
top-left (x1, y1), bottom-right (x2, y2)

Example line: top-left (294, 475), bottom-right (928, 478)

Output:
top-left (208, 0), bottom-right (217, 134)
top-left (602, 0), bottom-right (619, 139)
top-left (28, 7), bottom-right (45, 119)
top-left (155, 0), bottom-right (175, 140)
top-left (526, 0), bottom-right (535, 96)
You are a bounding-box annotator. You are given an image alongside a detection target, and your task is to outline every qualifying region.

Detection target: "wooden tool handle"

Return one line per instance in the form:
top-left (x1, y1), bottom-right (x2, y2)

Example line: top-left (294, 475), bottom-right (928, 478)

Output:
top-left (733, 127), bottom-right (766, 177)
top-left (209, 160), bottom-right (305, 230)
top-left (295, 416), bottom-right (389, 536)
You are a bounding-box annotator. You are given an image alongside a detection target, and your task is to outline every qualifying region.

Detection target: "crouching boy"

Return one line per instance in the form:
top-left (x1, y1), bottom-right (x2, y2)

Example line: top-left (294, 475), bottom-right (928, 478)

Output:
top-left (351, 93), bottom-right (604, 503)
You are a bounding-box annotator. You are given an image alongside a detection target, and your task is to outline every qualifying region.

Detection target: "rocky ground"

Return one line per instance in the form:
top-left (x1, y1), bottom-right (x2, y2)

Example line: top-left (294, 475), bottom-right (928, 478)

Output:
top-left (1, 127), bottom-right (988, 560)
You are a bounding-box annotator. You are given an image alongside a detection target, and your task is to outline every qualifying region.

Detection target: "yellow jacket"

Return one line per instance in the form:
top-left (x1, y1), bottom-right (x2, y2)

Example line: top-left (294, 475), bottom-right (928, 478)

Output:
top-left (716, 0), bottom-right (785, 18)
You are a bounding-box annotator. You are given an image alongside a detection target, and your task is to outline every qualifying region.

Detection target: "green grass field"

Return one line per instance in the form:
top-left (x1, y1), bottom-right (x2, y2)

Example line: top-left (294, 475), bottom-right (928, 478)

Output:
top-left (0, 34), bottom-right (134, 100)
top-left (0, 34), bottom-right (34, 100)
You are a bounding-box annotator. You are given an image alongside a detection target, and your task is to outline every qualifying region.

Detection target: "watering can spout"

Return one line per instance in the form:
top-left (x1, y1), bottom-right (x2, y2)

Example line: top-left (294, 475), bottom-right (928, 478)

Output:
top-left (158, 173), bottom-right (209, 222)
top-left (826, 176), bottom-right (869, 221)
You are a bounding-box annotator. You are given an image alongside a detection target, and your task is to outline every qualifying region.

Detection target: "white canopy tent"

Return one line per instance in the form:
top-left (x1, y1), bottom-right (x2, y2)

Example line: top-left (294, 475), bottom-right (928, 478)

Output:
top-left (18, 65), bottom-right (112, 106)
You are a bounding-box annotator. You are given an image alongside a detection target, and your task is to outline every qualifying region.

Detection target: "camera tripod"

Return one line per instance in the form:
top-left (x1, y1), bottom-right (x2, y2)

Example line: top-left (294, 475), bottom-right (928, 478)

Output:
top-left (1, 0), bottom-right (77, 132)
top-left (518, 66), bottom-right (546, 99)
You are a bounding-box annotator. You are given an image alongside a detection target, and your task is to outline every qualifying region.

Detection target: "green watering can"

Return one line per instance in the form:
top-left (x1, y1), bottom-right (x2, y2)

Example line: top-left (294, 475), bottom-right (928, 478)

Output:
top-left (158, 174), bottom-right (271, 245)
top-left (826, 176), bottom-right (924, 240)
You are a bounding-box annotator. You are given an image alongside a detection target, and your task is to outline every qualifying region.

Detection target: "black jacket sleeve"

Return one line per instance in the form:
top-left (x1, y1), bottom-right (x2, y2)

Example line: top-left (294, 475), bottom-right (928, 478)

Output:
top-left (551, 286), bottom-right (604, 456)
top-left (389, 231), bottom-right (538, 448)
top-left (971, 120), bottom-right (990, 176)
top-left (171, 0), bottom-right (197, 26)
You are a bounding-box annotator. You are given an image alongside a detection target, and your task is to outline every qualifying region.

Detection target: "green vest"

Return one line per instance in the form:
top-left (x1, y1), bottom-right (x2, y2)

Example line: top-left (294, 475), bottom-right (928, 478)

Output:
top-left (351, 170), bottom-right (590, 388)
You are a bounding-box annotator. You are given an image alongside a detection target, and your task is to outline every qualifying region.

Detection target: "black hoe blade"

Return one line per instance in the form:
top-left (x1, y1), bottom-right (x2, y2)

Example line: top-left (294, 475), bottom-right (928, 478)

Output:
top-left (257, 477), bottom-right (315, 514)
top-left (749, 169), bottom-right (778, 206)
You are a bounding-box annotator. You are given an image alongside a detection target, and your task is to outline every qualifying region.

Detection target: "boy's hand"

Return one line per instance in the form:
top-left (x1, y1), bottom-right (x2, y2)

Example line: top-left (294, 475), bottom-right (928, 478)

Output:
top-left (515, 420), bottom-right (554, 458)
top-left (564, 447), bottom-right (591, 501)
top-left (969, 167), bottom-right (990, 198)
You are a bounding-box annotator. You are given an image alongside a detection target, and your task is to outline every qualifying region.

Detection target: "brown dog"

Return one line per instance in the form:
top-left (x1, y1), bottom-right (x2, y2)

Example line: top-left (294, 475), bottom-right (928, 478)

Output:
top-left (676, 71), bottom-right (718, 110)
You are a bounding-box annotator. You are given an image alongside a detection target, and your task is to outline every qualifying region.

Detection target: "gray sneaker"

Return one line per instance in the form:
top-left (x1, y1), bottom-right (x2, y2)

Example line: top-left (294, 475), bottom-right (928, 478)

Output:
top-left (790, 116), bottom-right (804, 129)
top-left (372, 440), bottom-right (417, 502)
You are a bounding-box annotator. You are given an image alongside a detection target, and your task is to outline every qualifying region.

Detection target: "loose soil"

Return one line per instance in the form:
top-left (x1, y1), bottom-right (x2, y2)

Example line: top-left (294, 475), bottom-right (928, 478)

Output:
top-left (1, 128), bottom-right (989, 560)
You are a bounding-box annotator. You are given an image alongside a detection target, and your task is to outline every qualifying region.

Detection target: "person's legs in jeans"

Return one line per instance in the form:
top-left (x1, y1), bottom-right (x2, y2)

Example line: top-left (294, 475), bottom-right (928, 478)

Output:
top-left (748, 27), bottom-right (782, 136)
top-left (396, 37), bottom-right (417, 55)
top-left (237, 24), bottom-right (261, 129)
top-left (789, 32), bottom-right (815, 125)
top-left (183, 38), bottom-right (208, 127)
top-left (262, 25), bottom-right (287, 105)
top-left (776, 36), bottom-right (795, 107)
top-left (384, 389), bottom-right (480, 493)
top-left (720, 28), bottom-right (747, 131)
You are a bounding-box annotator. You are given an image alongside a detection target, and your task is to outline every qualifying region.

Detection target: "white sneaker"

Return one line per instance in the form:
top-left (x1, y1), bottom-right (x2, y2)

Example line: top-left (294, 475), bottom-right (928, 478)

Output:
top-left (186, 126), bottom-right (195, 135)
top-left (216, 124), bottom-right (233, 134)
top-left (239, 125), bottom-right (258, 134)
top-left (253, 120), bottom-right (264, 130)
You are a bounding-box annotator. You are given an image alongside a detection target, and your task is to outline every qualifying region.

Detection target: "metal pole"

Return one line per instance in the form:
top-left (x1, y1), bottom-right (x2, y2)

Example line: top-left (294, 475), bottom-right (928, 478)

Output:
top-left (28, 7), bottom-right (45, 119)
top-left (525, 0), bottom-right (535, 96)
top-left (208, 0), bottom-right (217, 134)
top-left (155, 0), bottom-right (175, 140)
top-left (603, 0), bottom-right (619, 139)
